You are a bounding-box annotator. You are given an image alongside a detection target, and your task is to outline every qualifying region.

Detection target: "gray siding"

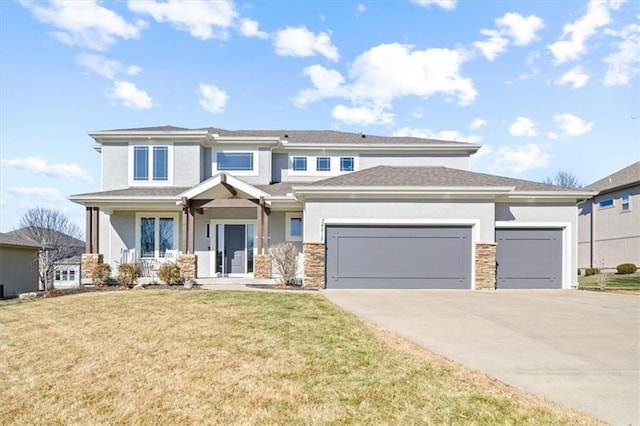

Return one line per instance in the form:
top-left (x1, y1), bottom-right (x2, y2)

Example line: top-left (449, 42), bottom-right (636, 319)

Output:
top-left (101, 143), bottom-right (128, 190)
top-left (578, 187), bottom-right (640, 268)
top-left (0, 246), bottom-right (40, 296)
top-left (360, 153), bottom-right (469, 170)
top-left (272, 153), bottom-right (288, 183)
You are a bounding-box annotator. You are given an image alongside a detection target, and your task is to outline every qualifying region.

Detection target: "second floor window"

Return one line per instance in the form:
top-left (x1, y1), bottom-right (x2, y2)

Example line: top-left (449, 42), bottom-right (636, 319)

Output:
top-left (340, 157), bottom-right (354, 172)
top-left (217, 152), bottom-right (253, 171)
top-left (134, 146), bottom-right (168, 182)
top-left (292, 156), bottom-right (307, 171)
top-left (621, 195), bottom-right (630, 211)
top-left (317, 157), bottom-right (331, 171)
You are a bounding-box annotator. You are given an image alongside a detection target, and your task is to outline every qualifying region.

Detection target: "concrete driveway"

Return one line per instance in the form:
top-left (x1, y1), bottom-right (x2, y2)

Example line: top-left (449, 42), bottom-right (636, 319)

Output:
top-left (323, 290), bottom-right (639, 425)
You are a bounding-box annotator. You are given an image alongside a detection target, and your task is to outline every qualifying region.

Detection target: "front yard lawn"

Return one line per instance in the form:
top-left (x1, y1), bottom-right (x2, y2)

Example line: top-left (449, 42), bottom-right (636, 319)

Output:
top-left (1, 290), bottom-right (600, 424)
top-left (578, 274), bottom-right (640, 292)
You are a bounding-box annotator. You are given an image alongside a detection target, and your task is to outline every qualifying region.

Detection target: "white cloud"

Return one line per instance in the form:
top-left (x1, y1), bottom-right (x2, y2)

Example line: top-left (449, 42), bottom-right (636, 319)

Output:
top-left (547, 132), bottom-right (559, 140)
top-left (496, 12), bottom-right (544, 46)
top-left (509, 117), bottom-right (538, 137)
top-left (108, 80), bottom-right (153, 110)
top-left (474, 13), bottom-right (544, 61)
top-left (199, 83), bottom-right (228, 114)
top-left (239, 18), bottom-right (267, 39)
top-left (470, 118), bottom-right (488, 129)
top-left (603, 23), bottom-right (640, 86)
top-left (128, 0), bottom-right (237, 40)
top-left (410, 0), bottom-right (457, 11)
top-left (555, 113), bottom-right (594, 136)
top-left (471, 145), bottom-right (493, 162)
top-left (1, 157), bottom-right (92, 182)
top-left (75, 53), bottom-right (142, 80)
top-left (274, 26), bottom-right (339, 61)
top-left (473, 30), bottom-right (509, 61)
top-left (20, 0), bottom-right (145, 51)
top-left (411, 108), bottom-right (424, 118)
top-left (555, 66), bottom-right (590, 88)
top-left (490, 144), bottom-right (551, 174)
top-left (548, 0), bottom-right (618, 64)
top-left (295, 43), bottom-right (477, 117)
top-left (332, 105), bottom-right (394, 126)
top-left (393, 127), bottom-right (482, 143)
top-left (356, 4), bottom-right (366, 14)
top-left (5, 187), bottom-right (63, 200)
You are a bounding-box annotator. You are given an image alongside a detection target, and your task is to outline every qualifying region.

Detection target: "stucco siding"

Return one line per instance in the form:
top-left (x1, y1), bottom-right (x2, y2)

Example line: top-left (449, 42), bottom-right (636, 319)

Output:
top-left (303, 199), bottom-right (495, 243)
top-left (0, 246), bottom-right (40, 296)
top-left (101, 143), bottom-right (128, 190)
top-left (360, 153), bottom-right (469, 170)
top-left (173, 143), bottom-right (201, 186)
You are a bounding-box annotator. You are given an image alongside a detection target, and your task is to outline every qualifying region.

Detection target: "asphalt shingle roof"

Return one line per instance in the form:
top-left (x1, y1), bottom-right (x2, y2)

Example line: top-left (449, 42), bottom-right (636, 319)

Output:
top-left (0, 232), bottom-right (43, 249)
top-left (104, 126), bottom-right (476, 146)
top-left (71, 187), bottom-right (190, 198)
top-left (584, 161), bottom-right (640, 193)
top-left (306, 166), bottom-right (577, 192)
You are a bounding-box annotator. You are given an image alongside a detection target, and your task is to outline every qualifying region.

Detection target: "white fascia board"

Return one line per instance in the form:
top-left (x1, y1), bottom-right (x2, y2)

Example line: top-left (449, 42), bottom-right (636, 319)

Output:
top-left (267, 197), bottom-right (303, 211)
top-left (293, 186), bottom-right (514, 199)
top-left (68, 196), bottom-right (180, 207)
top-left (208, 136), bottom-right (281, 146)
top-left (500, 190), bottom-right (596, 202)
top-left (177, 173), bottom-right (270, 201)
top-left (275, 142), bottom-right (481, 153)
top-left (88, 130), bottom-right (209, 143)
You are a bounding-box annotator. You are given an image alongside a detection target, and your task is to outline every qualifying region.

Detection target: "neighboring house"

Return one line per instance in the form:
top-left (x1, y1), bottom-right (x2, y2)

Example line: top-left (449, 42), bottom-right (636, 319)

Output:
top-left (578, 161), bottom-right (640, 270)
top-left (70, 126), bottom-right (593, 289)
top-left (6, 228), bottom-right (85, 289)
top-left (0, 232), bottom-right (41, 297)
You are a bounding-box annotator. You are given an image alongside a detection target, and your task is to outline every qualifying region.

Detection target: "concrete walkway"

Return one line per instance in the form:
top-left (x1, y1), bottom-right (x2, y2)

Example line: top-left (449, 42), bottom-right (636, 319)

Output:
top-left (323, 290), bottom-right (639, 425)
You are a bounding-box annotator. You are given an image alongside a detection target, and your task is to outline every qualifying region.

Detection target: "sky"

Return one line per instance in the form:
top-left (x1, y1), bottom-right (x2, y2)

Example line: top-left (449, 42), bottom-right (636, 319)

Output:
top-left (1, 0), bottom-right (638, 235)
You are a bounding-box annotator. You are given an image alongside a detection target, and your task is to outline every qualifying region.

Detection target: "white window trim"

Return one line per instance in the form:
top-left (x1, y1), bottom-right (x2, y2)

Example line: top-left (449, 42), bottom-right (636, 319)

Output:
top-left (213, 149), bottom-right (259, 177)
top-left (340, 156), bottom-right (356, 172)
top-left (288, 154), bottom-right (359, 176)
top-left (598, 198), bottom-right (614, 210)
top-left (292, 156), bottom-right (308, 172)
top-left (286, 212), bottom-right (303, 241)
top-left (316, 156), bottom-right (332, 172)
top-left (135, 212), bottom-right (180, 259)
top-left (620, 194), bottom-right (631, 212)
top-left (128, 142), bottom-right (174, 186)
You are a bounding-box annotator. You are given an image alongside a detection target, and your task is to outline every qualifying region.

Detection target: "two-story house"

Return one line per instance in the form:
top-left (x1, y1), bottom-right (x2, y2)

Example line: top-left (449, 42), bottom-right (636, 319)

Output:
top-left (578, 161), bottom-right (640, 270)
top-left (70, 126), bottom-right (593, 289)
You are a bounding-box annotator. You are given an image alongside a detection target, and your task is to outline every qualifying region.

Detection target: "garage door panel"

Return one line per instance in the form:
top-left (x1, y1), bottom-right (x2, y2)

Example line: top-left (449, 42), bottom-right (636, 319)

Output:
top-left (326, 226), bottom-right (471, 289)
top-left (496, 229), bottom-right (562, 289)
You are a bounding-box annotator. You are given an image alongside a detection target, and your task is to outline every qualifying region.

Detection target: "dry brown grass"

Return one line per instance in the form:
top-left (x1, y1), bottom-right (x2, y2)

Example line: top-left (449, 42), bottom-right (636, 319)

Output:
top-left (0, 290), bottom-right (601, 425)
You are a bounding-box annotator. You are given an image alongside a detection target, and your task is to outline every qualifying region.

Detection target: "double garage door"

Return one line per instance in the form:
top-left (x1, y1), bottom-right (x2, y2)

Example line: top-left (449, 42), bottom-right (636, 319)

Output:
top-left (325, 226), bottom-right (562, 289)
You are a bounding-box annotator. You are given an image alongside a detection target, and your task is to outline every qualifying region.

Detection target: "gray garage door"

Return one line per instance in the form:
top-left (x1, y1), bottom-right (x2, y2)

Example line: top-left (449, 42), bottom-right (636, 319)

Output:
top-left (325, 226), bottom-right (472, 289)
top-left (496, 228), bottom-right (562, 289)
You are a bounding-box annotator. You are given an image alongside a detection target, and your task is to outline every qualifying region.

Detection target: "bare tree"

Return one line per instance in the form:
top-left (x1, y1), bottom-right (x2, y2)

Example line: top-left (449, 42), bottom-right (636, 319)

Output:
top-left (17, 208), bottom-right (83, 292)
top-left (543, 171), bottom-right (583, 189)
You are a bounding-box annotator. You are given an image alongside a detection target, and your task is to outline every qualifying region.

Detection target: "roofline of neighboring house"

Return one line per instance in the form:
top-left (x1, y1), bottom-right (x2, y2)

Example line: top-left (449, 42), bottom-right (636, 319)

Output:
top-left (587, 181), bottom-right (640, 197)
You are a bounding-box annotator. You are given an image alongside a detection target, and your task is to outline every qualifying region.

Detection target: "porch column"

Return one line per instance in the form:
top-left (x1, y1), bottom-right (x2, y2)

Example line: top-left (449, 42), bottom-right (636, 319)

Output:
top-left (187, 203), bottom-right (195, 254)
top-left (181, 197), bottom-right (188, 253)
top-left (85, 206), bottom-right (100, 254)
top-left (258, 197), bottom-right (270, 253)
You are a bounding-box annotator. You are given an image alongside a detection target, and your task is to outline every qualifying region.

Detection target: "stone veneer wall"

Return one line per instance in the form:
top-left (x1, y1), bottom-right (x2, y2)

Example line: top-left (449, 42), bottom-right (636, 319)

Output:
top-left (475, 243), bottom-right (497, 290)
top-left (303, 243), bottom-right (325, 289)
top-left (253, 254), bottom-right (271, 279)
top-left (81, 253), bottom-right (103, 280)
top-left (178, 254), bottom-right (197, 279)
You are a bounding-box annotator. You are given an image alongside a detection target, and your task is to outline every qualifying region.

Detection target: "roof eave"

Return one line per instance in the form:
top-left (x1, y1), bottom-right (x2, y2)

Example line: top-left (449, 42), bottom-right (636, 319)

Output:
top-left (292, 186), bottom-right (514, 200)
top-left (88, 130), bottom-right (210, 143)
top-left (276, 142), bottom-right (481, 152)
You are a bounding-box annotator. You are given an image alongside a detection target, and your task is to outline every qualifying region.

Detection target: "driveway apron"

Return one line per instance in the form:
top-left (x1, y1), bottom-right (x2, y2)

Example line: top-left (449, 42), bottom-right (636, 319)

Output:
top-left (323, 290), bottom-right (639, 425)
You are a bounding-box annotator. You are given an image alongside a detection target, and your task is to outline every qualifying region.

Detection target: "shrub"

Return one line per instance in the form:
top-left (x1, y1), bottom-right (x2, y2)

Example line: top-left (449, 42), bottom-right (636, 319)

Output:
top-left (270, 242), bottom-right (300, 286)
top-left (616, 263), bottom-right (637, 274)
top-left (117, 262), bottom-right (140, 288)
top-left (91, 263), bottom-right (112, 287)
top-left (585, 268), bottom-right (599, 276)
top-left (158, 262), bottom-right (181, 285)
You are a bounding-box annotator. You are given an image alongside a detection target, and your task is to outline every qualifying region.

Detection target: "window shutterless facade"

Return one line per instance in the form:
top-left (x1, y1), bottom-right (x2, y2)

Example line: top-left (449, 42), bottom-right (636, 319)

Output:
top-left (136, 213), bottom-right (179, 258)
top-left (286, 213), bottom-right (303, 241)
top-left (130, 144), bottom-right (172, 185)
top-left (621, 195), bottom-right (630, 211)
top-left (292, 156), bottom-right (307, 171)
top-left (316, 157), bottom-right (331, 171)
top-left (598, 198), bottom-right (614, 209)
top-left (217, 152), bottom-right (254, 171)
top-left (340, 156), bottom-right (355, 172)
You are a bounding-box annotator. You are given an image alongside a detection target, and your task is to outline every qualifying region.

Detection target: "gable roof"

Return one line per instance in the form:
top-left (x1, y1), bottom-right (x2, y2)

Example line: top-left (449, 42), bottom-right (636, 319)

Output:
top-left (71, 187), bottom-right (190, 198)
top-left (303, 166), bottom-right (577, 192)
top-left (0, 232), bottom-right (43, 249)
top-left (584, 161), bottom-right (640, 193)
top-left (7, 228), bottom-right (84, 249)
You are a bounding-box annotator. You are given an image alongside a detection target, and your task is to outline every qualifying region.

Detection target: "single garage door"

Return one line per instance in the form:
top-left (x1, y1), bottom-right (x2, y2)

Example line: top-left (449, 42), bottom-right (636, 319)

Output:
top-left (325, 226), bottom-right (472, 289)
top-left (496, 228), bottom-right (562, 289)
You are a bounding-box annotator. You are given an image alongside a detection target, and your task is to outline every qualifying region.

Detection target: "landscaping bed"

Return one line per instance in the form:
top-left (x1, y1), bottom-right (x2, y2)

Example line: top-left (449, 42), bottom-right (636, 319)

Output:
top-left (578, 273), bottom-right (640, 294)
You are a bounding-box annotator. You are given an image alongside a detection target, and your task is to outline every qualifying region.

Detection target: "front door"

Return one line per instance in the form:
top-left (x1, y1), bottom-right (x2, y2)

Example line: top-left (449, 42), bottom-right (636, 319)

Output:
top-left (225, 224), bottom-right (246, 274)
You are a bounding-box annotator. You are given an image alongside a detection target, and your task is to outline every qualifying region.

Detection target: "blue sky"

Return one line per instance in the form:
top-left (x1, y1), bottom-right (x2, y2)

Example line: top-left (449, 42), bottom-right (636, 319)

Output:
top-left (1, 0), bottom-right (638, 234)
